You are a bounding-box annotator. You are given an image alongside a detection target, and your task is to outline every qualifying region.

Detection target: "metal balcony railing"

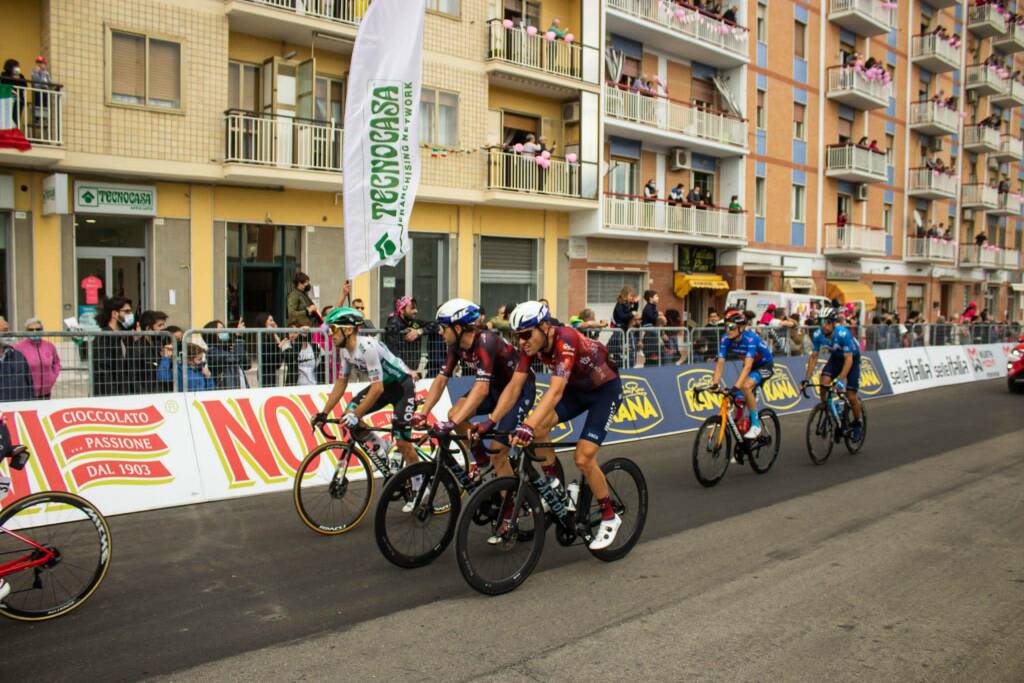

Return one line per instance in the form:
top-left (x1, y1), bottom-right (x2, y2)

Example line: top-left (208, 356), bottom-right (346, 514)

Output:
top-left (824, 223), bottom-right (887, 255)
top-left (963, 124), bottom-right (1002, 150)
top-left (224, 110), bottom-right (342, 171)
top-left (825, 143), bottom-right (888, 178)
top-left (996, 192), bottom-right (1022, 214)
top-left (603, 83), bottom-right (747, 149)
top-left (603, 194), bottom-right (747, 241)
top-left (965, 63), bottom-right (1010, 94)
top-left (487, 20), bottom-right (594, 82)
top-left (909, 100), bottom-right (960, 132)
top-left (906, 236), bottom-right (956, 261)
top-left (606, 0), bottom-right (750, 59)
top-left (0, 81), bottom-right (63, 146)
top-left (828, 0), bottom-right (896, 32)
top-left (961, 183), bottom-right (1000, 208)
top-left (960, 244), bottom-right (1001, 267)
top-left (239, 0), bottom-right (368, 26)
top-left (967, 3), bottom-right (1009, 36)
top-left (908, 167), bottom-right (958, 196)
top-left (487, 148), bottom-right (590, 198)
top-left (1000, 135), bottom-right (1024, 158)
top-left (827, 65), bottom-right (893, 104)
top-left (910, 33), bottom-right (962, 69)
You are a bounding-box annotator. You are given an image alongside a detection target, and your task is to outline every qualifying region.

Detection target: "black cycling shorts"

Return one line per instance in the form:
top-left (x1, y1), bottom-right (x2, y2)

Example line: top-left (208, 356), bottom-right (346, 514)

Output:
top-left (349, 376), bottom-right (417, 439)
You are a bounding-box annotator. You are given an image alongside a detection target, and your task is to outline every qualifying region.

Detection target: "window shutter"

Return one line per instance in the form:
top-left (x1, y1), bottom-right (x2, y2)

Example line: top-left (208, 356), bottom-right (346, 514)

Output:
top-left (794, 103), bottom-right (805, 123)
top-left (228, 62), bottom-right (240, 110)
top-left (148, 39), bottom-right (181, 108)
top-left (481, 237), bottom-right (536, 283)
top-left (112, 31), bottom-right (146, 104)
top-left (586, 271), bottom-right (644, 305)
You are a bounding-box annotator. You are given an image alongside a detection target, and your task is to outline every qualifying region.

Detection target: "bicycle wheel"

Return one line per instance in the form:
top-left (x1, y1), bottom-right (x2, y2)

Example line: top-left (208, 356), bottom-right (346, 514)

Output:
top-left (293, 441), bottom-right (375, 535)
top-left (0, 491), bottom-right (112, 621)
top-left (843, 403), bottom-right (868, 454)
top-left (374, 462), bottom-right (461, 569)
top-left (805, 404), bottom-right (834, 465)
top-left (692, 416), bottom-right (731, 488)
top-left (748, 409), bottom-right (781, 474)
top-left (455, 477), bottom-right (544, 596)
top-left (580, 458), bottom-right (648, 562)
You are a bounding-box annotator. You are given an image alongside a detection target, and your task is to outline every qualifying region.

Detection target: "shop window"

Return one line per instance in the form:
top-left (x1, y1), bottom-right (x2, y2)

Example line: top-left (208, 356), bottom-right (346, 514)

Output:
top-left (480, 237), bottom-right (537, 315)
top-left (110, 29), bottom-right (182, 110)
top-left (872, 283), bottom-right (894, 315)
top-left (906, 283), bottom-right (925, 318)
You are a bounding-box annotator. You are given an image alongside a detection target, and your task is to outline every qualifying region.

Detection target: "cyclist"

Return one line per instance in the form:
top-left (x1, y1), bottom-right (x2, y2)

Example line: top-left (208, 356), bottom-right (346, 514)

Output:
top-left (710, 309), bottom-right (774, 440)
top-left (309, 307), bottom-right (420, 499)
top-left (802, 306), bottom-right (864, 441)
top-left (503, 301), bottom-right (623, 551)
top-left (413, 299), bottom-right (537, 482)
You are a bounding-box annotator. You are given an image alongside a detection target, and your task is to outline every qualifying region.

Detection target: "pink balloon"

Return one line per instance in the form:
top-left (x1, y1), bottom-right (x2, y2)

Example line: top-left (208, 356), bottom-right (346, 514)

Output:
top-left (502, 18), bottom-right (513, 29)
top-left (565, 33), bottom-right (574, 43)
top-left (566, 153), bottom-right (578, 163)
top-left (535, 155), bottom-right (546, 166)
top-left (513, 143), bottom-right (524, 153)
top-left (544, 31), bottom-right (556, 41)
top-left (541, 150), bottom-right (551, 159)
top-left (674, 8), bottom-right (686, 19)
top-left (526, 25), bottom-right (538, 36)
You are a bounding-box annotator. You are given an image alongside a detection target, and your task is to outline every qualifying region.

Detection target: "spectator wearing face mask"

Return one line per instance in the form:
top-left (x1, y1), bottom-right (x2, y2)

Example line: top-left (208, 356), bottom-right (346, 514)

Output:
top-left (0, 332), bottom-right (33, 401)
top-left (94, 297), bottom-right (136, 396)
top-left (133, 309), bottom-right (169, 393)
top-left (158, 335), bottom-right (215, 392)
top-left (14, 318), bottom-right (60, 399)
top-left (203, 319), bottom-right (250, 389)
top-left (287, 271), bottom-right (321, 327)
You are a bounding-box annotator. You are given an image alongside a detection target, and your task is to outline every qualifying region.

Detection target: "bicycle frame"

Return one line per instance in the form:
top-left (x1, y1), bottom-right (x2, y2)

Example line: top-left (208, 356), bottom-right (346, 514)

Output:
top-left (0, 526), bottom-right (56, 578)
top-left (505, 443), bottom-right (587, 541)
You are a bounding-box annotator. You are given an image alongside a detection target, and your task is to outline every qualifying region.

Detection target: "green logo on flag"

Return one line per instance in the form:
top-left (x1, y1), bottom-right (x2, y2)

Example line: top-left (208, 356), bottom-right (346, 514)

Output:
top-left (375, 234), bottom-right (397, 259)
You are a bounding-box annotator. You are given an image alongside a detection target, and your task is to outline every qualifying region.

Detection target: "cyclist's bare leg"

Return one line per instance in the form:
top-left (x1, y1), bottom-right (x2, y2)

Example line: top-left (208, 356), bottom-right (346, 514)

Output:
top-left (847, 390), bottom-right (863, 421)
top-left (397, 438), bottom-right (417, 465)
top-left (819, 374), bottom-right (833, 403)
top-left (574, 439), bottom-right (608, 499)
top-left (741, 376), bottom-right (758, 416)
top-left (531, 413), bottom-right (559, 472)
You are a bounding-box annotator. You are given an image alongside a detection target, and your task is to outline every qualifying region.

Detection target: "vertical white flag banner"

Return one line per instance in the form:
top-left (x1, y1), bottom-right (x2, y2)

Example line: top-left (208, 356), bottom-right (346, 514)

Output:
top-left (343, 0), bottom-right (426, 279)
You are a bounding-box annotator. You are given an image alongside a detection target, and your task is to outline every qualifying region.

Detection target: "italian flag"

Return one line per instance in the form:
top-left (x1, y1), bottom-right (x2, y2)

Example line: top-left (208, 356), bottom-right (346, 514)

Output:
top-left (0, 84), bottom-right (31, 152)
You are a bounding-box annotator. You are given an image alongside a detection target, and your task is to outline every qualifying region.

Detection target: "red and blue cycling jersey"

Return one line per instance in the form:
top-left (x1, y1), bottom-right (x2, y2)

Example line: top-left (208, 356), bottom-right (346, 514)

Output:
top-left (439, 330), bottom-right (532, 390)
top-left (718, 329), bottom-right (774, 369)
top-left (537, 326), bottom-right (618, 392)
top-left (811, 324), bottom-right (861, 357)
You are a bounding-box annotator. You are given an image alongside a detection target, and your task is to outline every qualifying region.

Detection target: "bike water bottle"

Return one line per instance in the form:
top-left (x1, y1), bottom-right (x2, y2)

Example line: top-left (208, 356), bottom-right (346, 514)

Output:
top-left (734, 401), bottom-right (749, 435)
top-left (565, 481), bottom-right (579, 512)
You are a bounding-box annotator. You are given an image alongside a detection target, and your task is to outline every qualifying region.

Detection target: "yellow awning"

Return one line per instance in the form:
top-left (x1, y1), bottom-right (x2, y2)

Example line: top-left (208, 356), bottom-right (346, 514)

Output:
top-left (827, 281), bottom-right (876, 309)
top-left (674, 273), bottom-right (729, 298)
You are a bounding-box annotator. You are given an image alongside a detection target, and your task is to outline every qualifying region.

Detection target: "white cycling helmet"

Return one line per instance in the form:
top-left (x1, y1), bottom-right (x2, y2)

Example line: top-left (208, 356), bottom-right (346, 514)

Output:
top-left (435, 298), bottom-right (481, 326)
top-left (509, 301), bottom-right (550, 332)
top-left (816, 306), bottom-right (839, 323)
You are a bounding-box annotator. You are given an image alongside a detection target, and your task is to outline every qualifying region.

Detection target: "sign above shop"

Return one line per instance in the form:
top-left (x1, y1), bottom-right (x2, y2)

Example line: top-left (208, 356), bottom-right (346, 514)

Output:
top-left (826, 259), bottom-right (861, 281)
top-left (74, 181), bottom-right (156, 216)
top-left (677, 245), bottom-right (717, 273)
top-left (42, 173), bottom-right (68, 215)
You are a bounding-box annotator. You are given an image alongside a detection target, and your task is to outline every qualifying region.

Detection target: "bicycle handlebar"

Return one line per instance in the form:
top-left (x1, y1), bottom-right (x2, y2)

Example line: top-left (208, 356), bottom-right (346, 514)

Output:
top-left (799, 381), bottom-right (844, 400)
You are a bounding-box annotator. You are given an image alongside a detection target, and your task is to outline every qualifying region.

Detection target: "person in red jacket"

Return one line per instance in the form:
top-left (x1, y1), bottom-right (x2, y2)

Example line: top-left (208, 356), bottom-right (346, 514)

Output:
top-left (14, 318), bottom-right (61, 399)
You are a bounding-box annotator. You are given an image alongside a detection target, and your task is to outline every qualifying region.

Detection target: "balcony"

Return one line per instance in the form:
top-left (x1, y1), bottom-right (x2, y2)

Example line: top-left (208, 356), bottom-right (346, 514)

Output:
top-left (486, 21), bottom-right (599, 92)
top-left (961, 183), bottom-right (1000, 209)
top-left (601, 194), bottom-right (747, 244)
top-left (222, 111), bottom-right (342, 191)
top-left (828, 0), bottom-right (894, 36)
top-left (963, 124), bottom-right (1001, 153)
top-left (825, 144), bottom-right (888, 182)
top-left (994, 19), bottom-right (1024, 53)
top-left (225, 0), bottom-right (364, 48)
top-left (967, 4), bottom-right (1008, 38)
top-left (991, 79), bottom-right (1024, 108)
top-left (905, 237), bottom-right (956, 263)
top-left (485, 148), bottom-right (597, 210)
top-left (998, 248), bottom-right (1021, 268)
top-left (907, 167), bottom-right (958, 199)
top-left (602, 83), bottom-right (747, 157)
top-left (826, 66), bottom-right (892, 110)
top-left (910, 34), bottom-right (961, 73)
top-left (991, 192), bottom-right (1022, 216)
top-left (909, 100), bottom-right (959, 137)
top-left (965, 64), bottom-right (1010, 97)
top-left (960, 244), bottom-right (1002, 268)
top-left (605, 0), bottom-right (750, 68)
top-left (994, 135), bottom-right (1024, 162)
top-left (0, 82), bottom-right (65, 167)
top-left (824, 223), bottom-right (887, 258)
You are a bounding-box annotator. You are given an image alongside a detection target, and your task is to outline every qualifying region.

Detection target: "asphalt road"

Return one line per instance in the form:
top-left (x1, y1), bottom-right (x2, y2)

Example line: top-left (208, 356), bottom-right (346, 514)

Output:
top-left (3, 380), bottom-right (1021, 682)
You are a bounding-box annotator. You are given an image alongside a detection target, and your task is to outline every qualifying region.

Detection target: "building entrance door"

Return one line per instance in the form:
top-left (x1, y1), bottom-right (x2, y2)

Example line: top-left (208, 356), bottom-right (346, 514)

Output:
top-left (75, 216), bottom-right (148, 325)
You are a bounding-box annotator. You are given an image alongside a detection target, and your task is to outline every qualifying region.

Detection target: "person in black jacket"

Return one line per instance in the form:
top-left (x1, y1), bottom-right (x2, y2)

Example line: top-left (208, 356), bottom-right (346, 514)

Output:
top-left (254, 312), bottom-right (289, 387)
top-left (94, 297), bottom-right (135, 396)
top-left (609, 285), bottom-right (640, 365)
top-left (641, 289), bottom-right (660, 366)
top-left (203, 320), bottom-right (251, 389)
top-left (0, 336), bottom-right (33, 401)
top-left (384, 296), bottom-right (430, 374)
top-left (133, 309), bottom-right (169, 393)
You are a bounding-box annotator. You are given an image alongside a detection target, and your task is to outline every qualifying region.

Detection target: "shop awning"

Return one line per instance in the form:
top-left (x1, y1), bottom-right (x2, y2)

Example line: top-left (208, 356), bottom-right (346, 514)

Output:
top-left (827, 281), bottom-right (876, 309)
top-left (674, 273), bottom-right (729, 298)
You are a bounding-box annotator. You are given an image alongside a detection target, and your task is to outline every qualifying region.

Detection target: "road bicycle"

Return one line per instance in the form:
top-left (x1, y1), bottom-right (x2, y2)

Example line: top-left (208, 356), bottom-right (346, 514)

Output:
top-left (292, 418), bottom-right (468, 536)
top-left (801, 382), bottom-right (868, 465)
top-left (373, 430), bottom-right (565, 569)
top-left (691, 385), bottom-right (781, 487)
top-left (0, 446), bottom-right (112, 621)
top-left (454, 438), bottom-right (647, 596)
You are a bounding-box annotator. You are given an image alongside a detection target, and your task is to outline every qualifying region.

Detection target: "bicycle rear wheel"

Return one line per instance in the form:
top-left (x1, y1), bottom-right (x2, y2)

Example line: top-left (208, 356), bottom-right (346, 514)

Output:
top-left (374, 462), bottom-right (461, 569)
top-left (581, 458), bottom-right (648, 562)
top-left (0, 491), bottom-right (111, 621)
top-left (843, 403), bottom-right (868, 454)
top-left (805, 404), bottom-right (834, 465)
top-left (692, 416), bottom-right (731, 487)
top-left (455, 477), bottom-right (544, 596)
top-left (748, 409), bottom-right (781, 474)
top-left (293, 441), bottom-right (375, 535)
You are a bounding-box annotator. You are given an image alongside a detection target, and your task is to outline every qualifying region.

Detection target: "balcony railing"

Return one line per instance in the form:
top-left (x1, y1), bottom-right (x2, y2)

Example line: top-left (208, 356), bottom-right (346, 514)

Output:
top-left (994, 192), bottom-right (1022, 215)
top-left (910, 34), bottom-right (962, 72)
top-left (961, 183), bottom-right (1000, 208)
top-left (487, 21), bottom-right (592, 82)
top-left (992, 78), bottom-right (1024, 107)
top-left (603, 83), bottom-right (747, 149)
top-left (999, 248), bottom-right (1021, 268)
top-left (906, 237), bottom-right (956, 262)
top-left (239, 0), bottom-right (367, 26)
top-left (603, 194), bottom-right (746, 241)
top-left (487, 148), bottom-right (590, 199)
top-left (907, 167), bottom-right (958, 197)
top-left (606, 0), bottom-right (750, 61)
top-left (960, 244), bottom-right (1002, 267)
top-left (994, 17), bottom-right (1024, 52)
top-left (967, 3), bottom-right (1009, 37)
top-left (965, 64), bottom-right (1010, 96)
top-left (996, 134), bottom-right (1024, 161)
top-left (909, 100), bottom-right (959, 135)
top-left (963, 124), bottom-right (1001, 151)
top-left (828, 0), bottom-right (895, 36)
top-left (0, 81), bottom-right (63, 146)
top-left (224, 110), bottom-right (342, 171)
top-left (824, 223), bottom-right (887, 256)
top-left (825, 144), bottom-right (888, 180)
top-left (826, 65), bottom-right (892, 108)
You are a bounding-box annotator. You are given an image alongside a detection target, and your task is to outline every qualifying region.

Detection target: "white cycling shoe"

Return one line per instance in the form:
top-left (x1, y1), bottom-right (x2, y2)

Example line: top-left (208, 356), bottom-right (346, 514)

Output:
top-left (589, 514), bottom-right (622, 551)
top-left (0, 578), bottom-right (10, 602)
top-left (743, 423), bottom-right (762, 440)
top-left (402, 475), bottom-right (428, 513)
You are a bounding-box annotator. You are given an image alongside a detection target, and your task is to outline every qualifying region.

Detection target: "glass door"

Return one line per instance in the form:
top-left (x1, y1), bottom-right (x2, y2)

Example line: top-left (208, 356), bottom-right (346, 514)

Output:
top-left (377, 234), bottom-right (449, 324)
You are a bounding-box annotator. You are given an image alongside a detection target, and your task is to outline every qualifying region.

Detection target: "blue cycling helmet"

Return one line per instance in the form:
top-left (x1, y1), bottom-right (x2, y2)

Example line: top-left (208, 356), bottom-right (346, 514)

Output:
top-left (436, 298), bottom-right (481, 326)
top-left (509, 301), bottom-right (550, 332)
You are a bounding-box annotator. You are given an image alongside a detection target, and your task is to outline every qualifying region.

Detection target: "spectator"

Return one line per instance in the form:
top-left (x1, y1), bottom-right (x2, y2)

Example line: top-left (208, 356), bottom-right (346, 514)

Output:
top-left (943, 226), bottom-right (952, 240)
top-left (789, 314), bottom-right (811, 356)
top-left (612, 286), bottom-right (639, 331)
top-left (547, 17), bottom-right (567, 39)
top-left (159, 335), bottom-right (215, 392)
top-left (1, 59), bottom-right (27, 127)
top-left (204, 319), bottom-right (250, 389)
top-left (857, 135), bottom-right (869, 147)
top-left (868, 139), bottom-right (880, 153)
top-left (132, 309), bottom-right (169, 393)
top-left (254, 312), bottom-right (289, 387)
top-left (975, 231), bottom-right (988, 247)
top-left (488, 303), bottom-right (513, 340)
top-left (661, 309), bottom-right (685, 364)
top-left (643, 178), bottom-right (658, 201)
top-left (0, 316), bottom-right (7, 332)
top-left (94, 297), bottom-right (135, 396)
top-left (286, 271), bottom-right (320, 328)
top-left (837, 210), bottom-right (848, 228)
top-left (520, 133), bottom-right (541, 158)
top-left (294, 331), bottom-right (319, 386)
top-left (0, 331), bottom-right (33, 401)
top-left (384, 296), bottom-right (428, 373)
top-left (865, 314), bottom-right (883, 351)
top-left (728, 195), bottom-right (742, 213)
top-left (13, 318), bottom-right (59, 399)
top-left (569, 307), bottom-right (608, 340)
top-left (641, 290), bottom-right (659, 327)
top-left (722, 4), bottom-right (737, 24)
top-left (687, 185), bottom-right (703, 206)
top-left (669, 182), bottom-right (685, 205)
top-left (932, 315), bottom-right (951, 346)
top-left (351, 298), bottom-right (375, 329)
top-left (998, 177), bottom-right (1010, 195)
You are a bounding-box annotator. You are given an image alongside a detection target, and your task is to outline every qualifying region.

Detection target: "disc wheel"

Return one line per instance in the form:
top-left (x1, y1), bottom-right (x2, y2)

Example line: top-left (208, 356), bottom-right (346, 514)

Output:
top-left (843, 403), bottom-right (868, 454)
top-left (805, 404), bottom-right (834, 466)
top-left (293, 442), bottom-right (374, 535)
top-left (578, 458), bottom-right (648, 562)
top-left (748, 409), bottom-right (781, 474)
top-left (374, 462), bottom-right (461, 569)
top-left (692, 416), bottom-right (731, 487)
top-left (0, 491), bottom-right (112, 621)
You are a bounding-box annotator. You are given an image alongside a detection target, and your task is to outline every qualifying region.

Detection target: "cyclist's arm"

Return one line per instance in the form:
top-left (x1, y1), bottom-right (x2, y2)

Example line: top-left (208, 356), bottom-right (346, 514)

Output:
top-left (322, 375), bottom-right (350, 414)
top-left (711, 356), bottom-right (726, 385)
top-left (836, 352), bottom-right (854, 382)
top-left (804, 351), bottom-right (818, 382)
top-left (734, 356), bottom-right (753, 388)
top-left (418, 373), bottom-right (449, 416)
top-left (524, 373), bottom-right (566, 431)
top-left (487, 370), bottom-right (529, 424)
top-left (449, 380), bottom-right (490, 424)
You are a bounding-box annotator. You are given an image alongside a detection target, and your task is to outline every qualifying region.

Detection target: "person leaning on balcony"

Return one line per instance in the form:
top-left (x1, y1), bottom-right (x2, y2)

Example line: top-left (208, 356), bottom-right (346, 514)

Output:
top-left (669, 183), bottom-right (685, 205)
top-left (687, 185), bottom-right (703, 207)
top-left (722, 5), bottom-right (738, 24)
top-left (728, 195), bottom-right (742, 213)
top-left (856, 135), bottom-right (869, 148)
top-left (520, 133), bottom-right (540, 158)
top-left (1, 59), bottom-right (27, 127)
top-left (943, 226), bottom-right (953, 240)
top-left (547, 18), bottom-right (567, 39)
top-left (837, 211), bottom-right (848, 228)
top-left (643, 179), bottom-right (658, 201)
top-left (975, 231), bottom-right (988, 247)
top-left (998, 177), bottom-right (1010, 195)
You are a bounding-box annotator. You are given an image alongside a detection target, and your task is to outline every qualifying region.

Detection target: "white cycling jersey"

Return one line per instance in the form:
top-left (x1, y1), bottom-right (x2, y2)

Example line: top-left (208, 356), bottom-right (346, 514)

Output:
top-left (340, 336), bottom-right (410, 385)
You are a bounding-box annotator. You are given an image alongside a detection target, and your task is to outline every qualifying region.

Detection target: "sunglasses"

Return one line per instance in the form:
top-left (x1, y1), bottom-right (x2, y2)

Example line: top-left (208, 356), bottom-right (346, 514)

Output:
top-left (26, 327), bottom-right (43, 332)
top-left (725, 322), bottom-right (739, 331)
top-left (516, 330), bottom-right (535, 342)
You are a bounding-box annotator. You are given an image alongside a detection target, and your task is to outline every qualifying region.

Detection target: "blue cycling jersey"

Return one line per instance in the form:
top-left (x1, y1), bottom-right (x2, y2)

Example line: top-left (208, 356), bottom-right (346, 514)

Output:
top-left (811, 325), bottom-right (861, 357)
top-left (718, 329), bottom-right (774, 368)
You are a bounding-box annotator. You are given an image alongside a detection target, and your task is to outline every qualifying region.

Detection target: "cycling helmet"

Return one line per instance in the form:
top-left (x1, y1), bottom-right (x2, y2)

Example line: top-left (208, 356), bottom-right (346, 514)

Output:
top-left (723, 309), bottom-right (746, 325)
top-left (435, 298), bottom-right (481, 326)
top-left (324, 306), bottom-right (364, 328)
top-left (816, 306), bottom-right (839, 323)
top-left (509, 301), bottom-right (551, 332)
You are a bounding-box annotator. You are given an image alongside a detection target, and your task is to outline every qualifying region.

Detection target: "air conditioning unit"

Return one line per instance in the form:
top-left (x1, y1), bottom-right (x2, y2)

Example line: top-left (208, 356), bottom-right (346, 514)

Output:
top-left (967, 90), bottom-right (979, 105)
top-left (928, 137), bottom-right (943, 152)
top-left (856, 184), bottom-right (869, 201)
top-left (562, 102), bottom-right (581, 123)
top-left (670, 148), bottom-right (691, 170)
top-left (963, 208), bottom-right (975, 220)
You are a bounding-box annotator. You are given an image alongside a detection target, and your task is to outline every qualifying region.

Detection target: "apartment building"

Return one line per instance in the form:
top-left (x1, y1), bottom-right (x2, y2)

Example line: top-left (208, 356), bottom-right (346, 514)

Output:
top-left (0, 0), bottom-right (1021, 332)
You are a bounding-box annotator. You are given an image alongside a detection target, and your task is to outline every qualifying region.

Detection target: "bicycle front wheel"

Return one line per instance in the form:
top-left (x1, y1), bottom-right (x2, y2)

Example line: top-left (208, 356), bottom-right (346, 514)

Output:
top-left (692, 416), bottom-right (731, 487)
top-left (805, 404), bottom-right (834, 465)
top-left (293, 441), bottom-right (375, 535)
top-left (582, 458), bottom-right (648, 562)
top-left (374, 461), bottom-right (461, 569)
top-left (0, 491), bottom-right (112, 621)
top-left (748, 409), bottom-right (781, 474)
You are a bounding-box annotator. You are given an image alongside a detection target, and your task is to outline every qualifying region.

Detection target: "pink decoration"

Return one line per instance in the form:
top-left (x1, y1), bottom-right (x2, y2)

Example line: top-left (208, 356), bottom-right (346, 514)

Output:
top-left (674, 8), bottom-right (686, 19)
top-left (502, 18), bottom-right (513, 29)
top-left (541, 150), bottom-right (551, 159)
top-left (565, 33), bottom-right (575, 43)
top-left (513, 143), bottom-right (524, 153)
top-left (535, 155), bottom-right (546, 167)
top-left (566, 153), bottom-right (578, 163)
top-left (526, 25), bottom-right (538, 36)
top-left (544, 31), bottom-right (556, 41)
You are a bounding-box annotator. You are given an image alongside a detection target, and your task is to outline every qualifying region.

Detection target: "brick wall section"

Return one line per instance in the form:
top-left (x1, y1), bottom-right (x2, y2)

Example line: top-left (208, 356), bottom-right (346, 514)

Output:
top-left (567, 258), bottom-right (681, 319)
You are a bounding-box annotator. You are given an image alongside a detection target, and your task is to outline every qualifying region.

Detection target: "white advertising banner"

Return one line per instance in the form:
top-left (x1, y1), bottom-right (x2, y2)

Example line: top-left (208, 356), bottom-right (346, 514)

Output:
top-left (962, 343), bottom-right (1009, 380)
top-left (877, 347), bottom-right (939, 394)
top-left (342, 0), bottom-right (426, 279)
top-left (927, 346), bottom-right (975, 386)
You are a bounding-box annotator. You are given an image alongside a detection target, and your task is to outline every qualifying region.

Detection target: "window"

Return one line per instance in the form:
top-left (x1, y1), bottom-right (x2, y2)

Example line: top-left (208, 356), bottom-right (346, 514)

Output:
top-left (794, 21), bottom-right (806, 59)
top-left (906, 283), bottom-right (925, 318)
top-left (755, 177), bottom-right (766, 217)
top-left (480, 237), bottom-right (537, 314)
top-left (756, 2), bottom-right (767, 42)
top-left (756, 89), bottom-right (766, 130)
top-left (609, 157), bottom-right (637, 195)
top-left (693, 171), bottom-right (715, 203)
top-left (504, 0), bottom-right (540, 27)
top-left (586, 270), bottom-right (645, 323)
top-left (427, 0), bottom-right (460, 16)
top-left (0, 214), bottom-right (8, 322)
top-left (228, 61), bottom-right (260, 111)
top-left (872, 283), bottom-right (894, 315)
top-left (837, 194), bottom-right (852, 221)
top-left (691, 77), bottom-right (717, 110)
top-left (110, 30), bottom-right (182, 110)
top-left (883, 203), bottom-right (893, 235)
top-left (839, 42), bottom-right (856, 64)
top-left (315, 76), bottom-right (344, 123)
top-left (420, 88), bottom-right (458, 146)
top-left (378, 234), bottom-right (449, 325)
top-left (793, 103), bottom-right (805, 140)
top-left (885, 134), bottom-right (895, 165)
top-left (792, 184), bottom-right (805, 222)
top-left (837, 117), bottom-right (853, 143)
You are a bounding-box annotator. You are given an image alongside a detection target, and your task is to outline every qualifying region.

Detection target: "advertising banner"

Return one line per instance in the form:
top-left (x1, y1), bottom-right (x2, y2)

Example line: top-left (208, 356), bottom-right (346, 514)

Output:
top-left (963, 343), bottom-right (1008, 380)
top-left (877, 347), bottom-right (938, 394)
top-left (926, 346), bottom-right (975, 386)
